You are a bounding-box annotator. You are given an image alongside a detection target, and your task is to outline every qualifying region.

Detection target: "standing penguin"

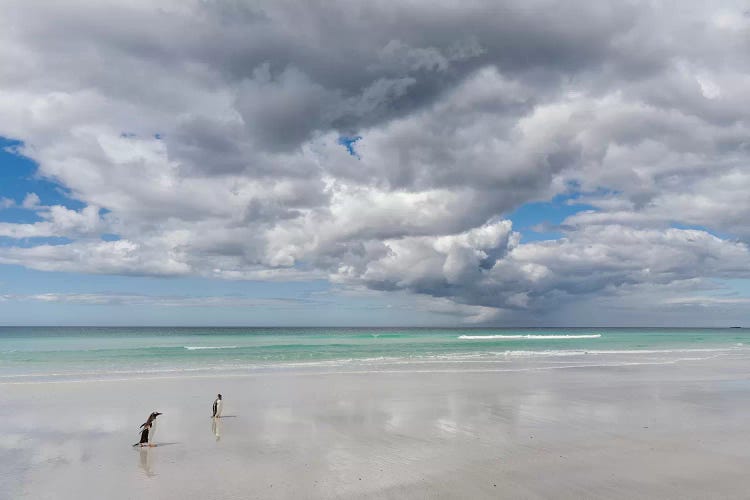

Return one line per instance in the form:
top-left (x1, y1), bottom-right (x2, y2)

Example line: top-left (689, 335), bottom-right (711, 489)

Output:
top-left (133, 411), bottom-right (162, 447)
top-left (212, 394), bottom-right (223, 418)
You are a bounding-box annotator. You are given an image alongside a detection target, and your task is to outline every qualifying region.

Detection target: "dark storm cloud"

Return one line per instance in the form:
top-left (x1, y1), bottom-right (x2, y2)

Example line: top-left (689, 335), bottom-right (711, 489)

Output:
top-left (4, 0), bottom-right (647, 158)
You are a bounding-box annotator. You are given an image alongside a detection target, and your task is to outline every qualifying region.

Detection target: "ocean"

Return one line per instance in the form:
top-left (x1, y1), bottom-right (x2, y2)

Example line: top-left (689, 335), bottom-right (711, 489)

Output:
top-left (1, 327), bottom-right (748, 383)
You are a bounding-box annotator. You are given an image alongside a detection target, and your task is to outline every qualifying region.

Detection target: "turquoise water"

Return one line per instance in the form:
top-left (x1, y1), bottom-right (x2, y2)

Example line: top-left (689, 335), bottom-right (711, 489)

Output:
top-left (1, 327), bottom-right (749, 382)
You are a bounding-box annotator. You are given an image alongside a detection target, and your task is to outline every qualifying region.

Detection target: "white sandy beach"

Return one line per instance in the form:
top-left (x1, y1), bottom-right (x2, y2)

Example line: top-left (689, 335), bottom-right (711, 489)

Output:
top-left (3, 355), bottom-right (750, 499)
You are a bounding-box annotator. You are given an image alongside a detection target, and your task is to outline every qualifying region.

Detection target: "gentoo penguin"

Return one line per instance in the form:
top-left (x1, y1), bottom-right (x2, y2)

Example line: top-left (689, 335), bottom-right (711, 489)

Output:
top-left (133, 411), bottom-right (162, 447)
top-left (212, 394), bottom-right (223, 418)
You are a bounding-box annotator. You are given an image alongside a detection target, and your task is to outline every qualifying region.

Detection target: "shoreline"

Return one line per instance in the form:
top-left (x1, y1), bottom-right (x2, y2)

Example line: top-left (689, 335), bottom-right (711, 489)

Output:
top-left (2, 342), bottom-right (747, 385)
top-left (4, 355), bottom-right (750, 498)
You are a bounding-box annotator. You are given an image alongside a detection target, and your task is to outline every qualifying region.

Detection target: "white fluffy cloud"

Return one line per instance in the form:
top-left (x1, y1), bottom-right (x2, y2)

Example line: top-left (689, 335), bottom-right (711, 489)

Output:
top-left (1, 0), bottom-right (750, 322)
top-left (0, 204), bottom-right (104, 239)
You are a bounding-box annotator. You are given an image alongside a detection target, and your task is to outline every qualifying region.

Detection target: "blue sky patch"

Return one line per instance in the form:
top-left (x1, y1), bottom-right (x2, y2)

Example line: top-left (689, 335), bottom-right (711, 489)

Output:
top-left (0, 137), bottom-right (85, 220)
top-left (507, 193), bottom-right (594, 242)
top-left (338, 135), bottom-right (362, 158)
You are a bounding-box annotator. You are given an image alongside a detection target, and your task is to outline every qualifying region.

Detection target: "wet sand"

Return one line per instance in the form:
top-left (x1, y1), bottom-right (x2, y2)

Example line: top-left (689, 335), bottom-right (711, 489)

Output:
top-left (2, 356), bottom-right (750, 499)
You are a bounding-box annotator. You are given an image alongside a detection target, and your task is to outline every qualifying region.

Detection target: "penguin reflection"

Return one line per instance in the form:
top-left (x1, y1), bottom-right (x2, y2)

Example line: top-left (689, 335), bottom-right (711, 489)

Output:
top-left (211, 416), bottom-right (222, 442)
top-left (138, 447), bottom-right (156, 477)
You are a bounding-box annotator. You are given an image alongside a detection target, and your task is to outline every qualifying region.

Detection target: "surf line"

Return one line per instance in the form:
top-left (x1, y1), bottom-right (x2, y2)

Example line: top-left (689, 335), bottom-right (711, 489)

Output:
top-left (458, 334), bottom-right (602, 340)
top-left (183, 346), bottom-right (239, 350)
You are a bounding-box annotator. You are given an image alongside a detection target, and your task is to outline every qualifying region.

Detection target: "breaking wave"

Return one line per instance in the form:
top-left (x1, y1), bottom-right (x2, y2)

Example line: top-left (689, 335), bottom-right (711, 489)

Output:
top-left (458, 334), bottom-right (602, 340)
top-left (183, 346), bottom-right (239, 350)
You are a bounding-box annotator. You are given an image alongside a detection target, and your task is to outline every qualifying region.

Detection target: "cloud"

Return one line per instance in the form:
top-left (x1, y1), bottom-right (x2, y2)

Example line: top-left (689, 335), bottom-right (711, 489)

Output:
top-left (663, 296), bottom-right (750, 307)
top-left (1, 292), bottom-right (314, 308)
top-left (338, 222), bottom-right (750, 314)
top-left (0, 202), bottom-right (105, 239)
top-left (21, 193), bottom-right (40, 209)
top-left (0, 1), bottom-right (749, 322)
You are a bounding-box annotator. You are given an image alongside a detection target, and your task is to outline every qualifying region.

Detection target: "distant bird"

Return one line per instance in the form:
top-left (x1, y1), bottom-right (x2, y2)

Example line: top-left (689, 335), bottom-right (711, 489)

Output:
top-left (133, 411), bottom-right (162, 447)
top-left (212, 394), bottom-right (223, 418)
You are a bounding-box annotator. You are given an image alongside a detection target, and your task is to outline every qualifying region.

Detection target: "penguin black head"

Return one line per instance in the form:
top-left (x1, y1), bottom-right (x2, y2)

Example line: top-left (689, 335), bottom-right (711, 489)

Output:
top-left (217, 394), bottom-right (222, 400)
top-left (141, 411), bottom-right (162, 428)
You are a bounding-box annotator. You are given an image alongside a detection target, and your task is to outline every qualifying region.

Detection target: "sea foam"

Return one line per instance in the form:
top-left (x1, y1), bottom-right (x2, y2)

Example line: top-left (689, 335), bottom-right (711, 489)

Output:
top-left (458, 334), bottom-right (602, 340)
top-left (183, 345), bottom-right (239, 350)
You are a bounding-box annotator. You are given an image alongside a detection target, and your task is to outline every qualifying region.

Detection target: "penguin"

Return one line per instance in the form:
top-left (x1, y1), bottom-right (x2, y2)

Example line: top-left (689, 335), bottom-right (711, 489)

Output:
top-left (212, 394), bottom-right (223, 418)
top-left (133, 411), bottom-right (162, 447)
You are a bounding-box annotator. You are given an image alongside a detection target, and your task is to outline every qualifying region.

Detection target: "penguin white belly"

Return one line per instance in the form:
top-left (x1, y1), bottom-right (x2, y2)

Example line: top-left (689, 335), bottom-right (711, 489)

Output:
top-left (148, 422), bottom-right (157, 444)
top-left (216, 400), bottom-right (223, 417)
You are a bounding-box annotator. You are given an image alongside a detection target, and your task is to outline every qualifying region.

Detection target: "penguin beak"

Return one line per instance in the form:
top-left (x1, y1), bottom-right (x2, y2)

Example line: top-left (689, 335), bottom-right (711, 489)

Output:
top-left (155, 412), bottom-right (162, 416)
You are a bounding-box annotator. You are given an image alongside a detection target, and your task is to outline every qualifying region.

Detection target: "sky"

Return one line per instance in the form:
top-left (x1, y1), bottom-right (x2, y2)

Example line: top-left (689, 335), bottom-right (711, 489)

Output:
top-left (1, 0), bottom-right (750, 326)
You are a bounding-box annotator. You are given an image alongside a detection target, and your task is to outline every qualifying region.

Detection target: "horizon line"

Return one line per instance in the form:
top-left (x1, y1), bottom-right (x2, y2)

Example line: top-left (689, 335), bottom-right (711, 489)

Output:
top-left (0, 325), bottom-right (743, 329)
